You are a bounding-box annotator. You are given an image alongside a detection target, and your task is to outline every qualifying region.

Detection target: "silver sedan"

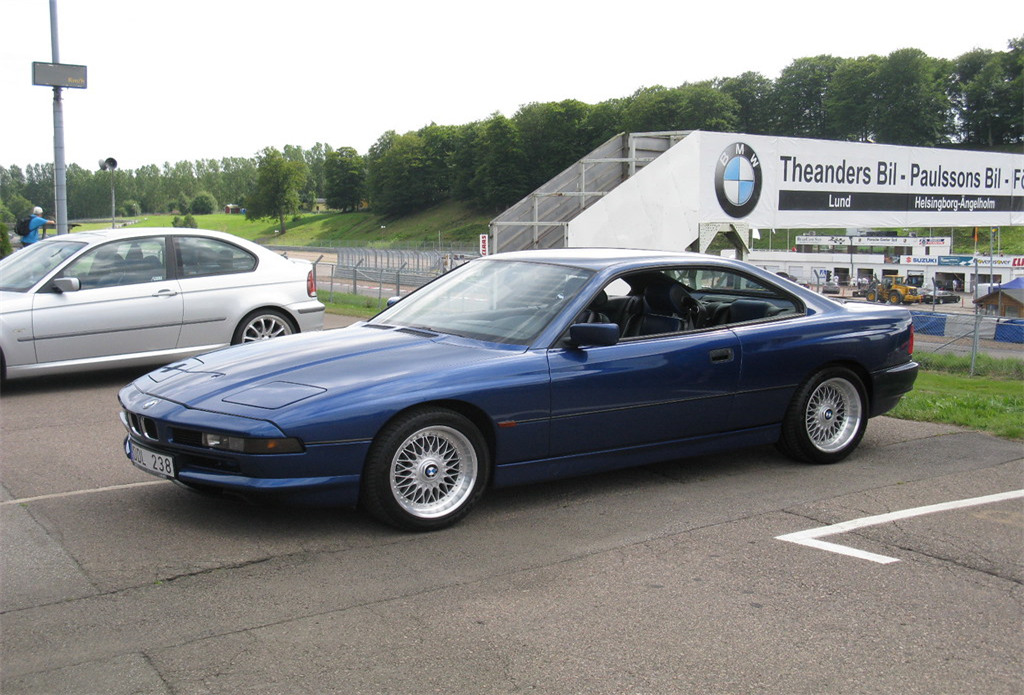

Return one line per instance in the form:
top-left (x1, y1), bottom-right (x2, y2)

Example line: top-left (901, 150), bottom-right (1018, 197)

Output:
top-left (0, 228), bottom-right (324, 380)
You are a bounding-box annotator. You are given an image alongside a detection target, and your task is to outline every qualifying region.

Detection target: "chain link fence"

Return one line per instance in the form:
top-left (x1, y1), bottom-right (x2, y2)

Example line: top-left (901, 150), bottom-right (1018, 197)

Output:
top-left (909, 309), bottom-right (1023, 373)
top-left (275, 245), bottom-right (478, 305)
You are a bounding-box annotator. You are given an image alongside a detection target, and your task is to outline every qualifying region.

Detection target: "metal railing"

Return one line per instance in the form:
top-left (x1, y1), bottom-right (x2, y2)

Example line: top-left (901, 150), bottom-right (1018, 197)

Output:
top-left (294, 247), bottom-right (477, 305)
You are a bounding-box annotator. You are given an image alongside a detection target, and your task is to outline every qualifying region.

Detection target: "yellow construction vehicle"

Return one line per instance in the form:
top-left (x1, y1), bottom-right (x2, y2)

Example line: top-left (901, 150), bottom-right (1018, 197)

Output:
top-left (865, 276), bottom-right (923, 304)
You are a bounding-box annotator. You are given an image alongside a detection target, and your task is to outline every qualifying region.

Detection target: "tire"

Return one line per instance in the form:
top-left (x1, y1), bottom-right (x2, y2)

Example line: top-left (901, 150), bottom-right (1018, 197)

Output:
top-left (232, 309), bottom-right (295, 344)
top-left (888, 291), bottom-right (903, 304)
top-left (361, 408), bottom-right (490, 531)
top-left (865, 291), bottom-right (877, 302)
top-left (778, 367), bottom-right (867, 465)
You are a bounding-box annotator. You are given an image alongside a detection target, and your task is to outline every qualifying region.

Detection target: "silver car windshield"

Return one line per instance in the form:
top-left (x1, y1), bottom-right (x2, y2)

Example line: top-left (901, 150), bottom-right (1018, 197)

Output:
top-left (370, 258), bottom-right (594, 345)
top-left (0, 240), bottom-right (86, 292)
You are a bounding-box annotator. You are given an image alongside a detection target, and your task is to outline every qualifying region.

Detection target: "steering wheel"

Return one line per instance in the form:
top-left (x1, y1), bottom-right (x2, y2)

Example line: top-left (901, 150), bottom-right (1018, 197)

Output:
top-left (679, 287), bottom-right (707, 328)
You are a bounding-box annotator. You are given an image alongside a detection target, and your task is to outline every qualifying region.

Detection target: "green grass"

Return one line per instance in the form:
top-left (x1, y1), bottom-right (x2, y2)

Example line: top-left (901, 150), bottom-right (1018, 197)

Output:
top-left (318, 292), bottom-right (387, 318)
top-left (888, 353), bottom-right (1024, 439)
top-left (913, 351), bottom-right (1024, 380)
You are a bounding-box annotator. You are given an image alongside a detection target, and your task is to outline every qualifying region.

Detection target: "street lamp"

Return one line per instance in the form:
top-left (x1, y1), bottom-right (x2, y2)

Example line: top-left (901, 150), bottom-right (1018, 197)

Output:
top-left (99, 157), bottom-right (117, 228)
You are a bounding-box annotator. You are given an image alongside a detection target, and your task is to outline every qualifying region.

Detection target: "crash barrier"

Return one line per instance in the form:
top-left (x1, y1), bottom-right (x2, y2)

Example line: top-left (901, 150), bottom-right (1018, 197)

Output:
top-left (993, 319), bottom-right (1024, 344)
top-left (910, 312), bottom-right (946, 336)
top-left (909, 310), bottom-right (1024, 357)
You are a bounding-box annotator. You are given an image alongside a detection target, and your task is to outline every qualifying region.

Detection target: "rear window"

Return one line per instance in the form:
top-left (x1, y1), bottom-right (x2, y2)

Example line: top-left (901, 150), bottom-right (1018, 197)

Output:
top-left (176, 236), bottom-right (256, 277)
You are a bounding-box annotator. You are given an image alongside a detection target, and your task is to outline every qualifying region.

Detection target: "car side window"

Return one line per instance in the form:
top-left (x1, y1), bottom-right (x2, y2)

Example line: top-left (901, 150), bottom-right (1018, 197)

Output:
top-left (587, 267), bottom-right (801, 339)
top-left (63, 238), bottom-right (167, 289)
top-left (176, 236), bottom-right (256, 278)
top-left (667, 268), bottom-right (801, 329)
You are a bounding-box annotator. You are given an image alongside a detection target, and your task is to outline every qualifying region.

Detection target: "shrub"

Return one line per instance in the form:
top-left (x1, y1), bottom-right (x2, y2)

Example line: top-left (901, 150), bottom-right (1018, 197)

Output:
top-left (191, 191), bottom-right (217, 215)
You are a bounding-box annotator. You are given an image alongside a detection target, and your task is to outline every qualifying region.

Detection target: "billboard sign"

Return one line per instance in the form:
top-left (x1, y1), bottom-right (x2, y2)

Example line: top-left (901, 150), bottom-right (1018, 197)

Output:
top-left (795, 235), bottom-right (951, 247)
top-left (701, 133), bottom-right (1024, 228)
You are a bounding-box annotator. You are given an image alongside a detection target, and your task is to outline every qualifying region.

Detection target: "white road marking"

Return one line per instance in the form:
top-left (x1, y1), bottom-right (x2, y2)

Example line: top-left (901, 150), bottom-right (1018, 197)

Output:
top-left (0, 480), bottom-right (168, 506)
top-left (776, 489), bottom-right (1024, 564)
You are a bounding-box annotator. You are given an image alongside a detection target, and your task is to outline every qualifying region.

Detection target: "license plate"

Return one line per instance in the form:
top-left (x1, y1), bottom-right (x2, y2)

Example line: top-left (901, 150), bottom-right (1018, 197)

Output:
top-left (130, 441), bottom-right (175, 478)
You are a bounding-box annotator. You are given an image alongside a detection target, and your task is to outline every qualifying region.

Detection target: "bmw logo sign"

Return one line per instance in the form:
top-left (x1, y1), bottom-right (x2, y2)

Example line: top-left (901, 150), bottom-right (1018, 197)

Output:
top-left (714, 142), bottom-right (762, 218)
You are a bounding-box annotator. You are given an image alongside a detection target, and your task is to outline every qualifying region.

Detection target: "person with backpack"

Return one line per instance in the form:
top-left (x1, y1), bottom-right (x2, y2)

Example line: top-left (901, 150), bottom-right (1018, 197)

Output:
top-left (20, 206), bottom-right (54, 246)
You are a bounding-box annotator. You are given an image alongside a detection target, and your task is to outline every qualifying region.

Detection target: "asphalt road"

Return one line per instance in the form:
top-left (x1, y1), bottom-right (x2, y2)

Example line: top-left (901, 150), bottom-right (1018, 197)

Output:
top-left (1, 345), bottom-right (1022, 694)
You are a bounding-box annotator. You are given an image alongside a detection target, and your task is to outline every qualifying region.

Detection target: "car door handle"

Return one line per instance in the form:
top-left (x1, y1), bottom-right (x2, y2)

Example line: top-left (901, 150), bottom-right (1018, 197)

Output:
top-left (152, 288), bottom-right (178, 298)
top-left (709, 348), bottom-right (734, 363)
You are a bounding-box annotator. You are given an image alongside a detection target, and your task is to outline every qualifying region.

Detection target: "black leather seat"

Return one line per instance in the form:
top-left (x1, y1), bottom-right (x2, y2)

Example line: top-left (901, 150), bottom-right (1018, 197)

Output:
top-left (576, 290), bottom-right (611, 324)
top-left (623, 282), bottom-right (688, 336)
top-left (604, 295), bottom-right (643, 336)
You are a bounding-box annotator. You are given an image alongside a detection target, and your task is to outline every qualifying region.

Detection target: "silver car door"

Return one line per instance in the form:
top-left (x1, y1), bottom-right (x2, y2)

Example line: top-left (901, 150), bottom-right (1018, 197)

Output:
top-left (31, 237), bottom-right (183, 364)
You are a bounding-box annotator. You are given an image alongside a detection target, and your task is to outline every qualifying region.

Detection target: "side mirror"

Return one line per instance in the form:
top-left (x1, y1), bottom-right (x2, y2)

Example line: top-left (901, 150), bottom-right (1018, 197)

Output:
top-left (386, 296), bottom-right (402, 308)
top-left (567, 322), bottom-right (619, 348)
top-left (52, 277), bottom-right (81, 293)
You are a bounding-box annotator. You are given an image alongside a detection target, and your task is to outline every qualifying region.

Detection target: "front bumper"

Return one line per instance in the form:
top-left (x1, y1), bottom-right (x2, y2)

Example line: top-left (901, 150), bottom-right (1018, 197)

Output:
top-left (119, 386), bottom-right (368, 506)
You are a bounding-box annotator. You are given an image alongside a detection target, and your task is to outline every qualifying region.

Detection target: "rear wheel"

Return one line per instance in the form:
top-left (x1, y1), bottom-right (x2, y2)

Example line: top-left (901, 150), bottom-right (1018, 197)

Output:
top-left (361, 408), bottom-right (490, 531)
top-left (888, 291), bottom-right (903, 304)
top-left (232, 309), bottom-right (295, 344)
top-left (778, 367), bottom-right (867, 464)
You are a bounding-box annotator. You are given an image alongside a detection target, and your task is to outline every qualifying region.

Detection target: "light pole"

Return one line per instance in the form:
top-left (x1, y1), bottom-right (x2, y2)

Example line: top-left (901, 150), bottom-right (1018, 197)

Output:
top-left (99, 157), bottom-right (117, 228)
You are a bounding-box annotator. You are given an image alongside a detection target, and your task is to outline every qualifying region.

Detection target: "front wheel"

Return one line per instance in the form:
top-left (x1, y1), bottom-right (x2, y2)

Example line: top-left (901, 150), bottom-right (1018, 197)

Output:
top-left (361, 408), bottom-right (490, 531)
top-left (232, 309), bottom-right (295, 344)
top-left (778, 367), bottom-right (867, 464)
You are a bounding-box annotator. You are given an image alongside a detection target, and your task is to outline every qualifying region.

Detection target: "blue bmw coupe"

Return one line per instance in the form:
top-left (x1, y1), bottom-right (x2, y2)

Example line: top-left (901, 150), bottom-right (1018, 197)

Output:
top-left (120, 249), bottom-right (918, 530)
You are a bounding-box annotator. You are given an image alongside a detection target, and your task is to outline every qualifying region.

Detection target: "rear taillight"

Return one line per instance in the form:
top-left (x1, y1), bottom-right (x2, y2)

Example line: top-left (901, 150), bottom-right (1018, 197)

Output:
top-left (307, 270), bottom-right (317, 298)
top-left (908, 325), bottom-right (915, 355)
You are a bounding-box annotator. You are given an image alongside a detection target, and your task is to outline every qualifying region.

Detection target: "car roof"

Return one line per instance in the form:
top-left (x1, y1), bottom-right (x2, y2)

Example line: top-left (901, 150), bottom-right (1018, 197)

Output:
top-left (39, 227), bottom-right (243, 246)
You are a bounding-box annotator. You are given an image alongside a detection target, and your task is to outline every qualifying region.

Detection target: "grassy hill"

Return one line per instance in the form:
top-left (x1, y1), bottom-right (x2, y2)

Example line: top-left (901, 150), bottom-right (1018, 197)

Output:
top-left (79, 200), bottom-right (492, 248)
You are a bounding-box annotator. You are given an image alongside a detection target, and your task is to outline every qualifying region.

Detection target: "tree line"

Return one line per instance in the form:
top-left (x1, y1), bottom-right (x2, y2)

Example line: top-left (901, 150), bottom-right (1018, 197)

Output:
top-left (2, 40), bottom-right (1020, 231)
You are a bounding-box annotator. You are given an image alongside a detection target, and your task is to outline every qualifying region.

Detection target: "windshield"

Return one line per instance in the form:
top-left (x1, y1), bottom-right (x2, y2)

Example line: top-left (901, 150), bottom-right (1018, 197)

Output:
top-left (370, 258), bottom-right (594, 345)
top-left (0, 240), bottom-right (86, 292)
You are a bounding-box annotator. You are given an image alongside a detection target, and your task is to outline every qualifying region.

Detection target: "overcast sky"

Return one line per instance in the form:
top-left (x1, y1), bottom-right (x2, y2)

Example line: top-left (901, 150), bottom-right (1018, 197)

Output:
top-left (2, 0), bottom-right (1019, 171)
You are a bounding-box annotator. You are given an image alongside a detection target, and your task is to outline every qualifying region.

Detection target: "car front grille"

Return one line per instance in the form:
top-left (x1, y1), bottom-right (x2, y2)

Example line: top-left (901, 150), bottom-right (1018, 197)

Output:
top-left (126, 412), bottom-right (159, 441)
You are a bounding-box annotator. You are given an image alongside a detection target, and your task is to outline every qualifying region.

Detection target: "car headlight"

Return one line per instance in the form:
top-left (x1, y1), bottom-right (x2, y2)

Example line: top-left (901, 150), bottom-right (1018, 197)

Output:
top-left (201, 432), bottom-right (303, 454)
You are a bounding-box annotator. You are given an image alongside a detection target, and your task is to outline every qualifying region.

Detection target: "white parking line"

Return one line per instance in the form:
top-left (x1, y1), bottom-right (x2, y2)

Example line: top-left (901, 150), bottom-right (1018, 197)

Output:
top-left (776, 490), bottom-right (1024, 564)
top-left (0, 480), bottom-right (168, 507)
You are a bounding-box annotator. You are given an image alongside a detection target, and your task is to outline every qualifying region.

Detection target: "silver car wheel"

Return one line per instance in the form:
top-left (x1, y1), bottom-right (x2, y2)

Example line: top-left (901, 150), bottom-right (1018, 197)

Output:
top-left (389, 425), bottom-right (478, 519)
top-left (804, 377), bottom-right (863, 453)
top-left (238, 311), bottom-right (293, 342)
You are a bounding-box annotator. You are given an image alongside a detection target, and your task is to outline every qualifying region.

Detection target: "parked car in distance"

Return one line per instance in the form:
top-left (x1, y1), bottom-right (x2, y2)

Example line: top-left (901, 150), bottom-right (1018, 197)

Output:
top-left (119, 249), bottom-right (918, 531)
top-left (920, 288), bottom-right (961, 304)
top-left (0, 228), bottom-right (324, 380)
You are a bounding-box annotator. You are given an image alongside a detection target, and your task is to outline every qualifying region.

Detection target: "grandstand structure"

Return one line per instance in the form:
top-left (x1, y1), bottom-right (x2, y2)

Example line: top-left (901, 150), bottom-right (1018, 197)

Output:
top-left (489, 131), bottom-right (718, 254)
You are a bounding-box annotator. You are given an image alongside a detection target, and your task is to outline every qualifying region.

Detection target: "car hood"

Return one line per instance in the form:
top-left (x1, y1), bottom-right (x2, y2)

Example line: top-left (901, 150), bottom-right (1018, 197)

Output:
top-left (129, 323), bottom-right (523, 414)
